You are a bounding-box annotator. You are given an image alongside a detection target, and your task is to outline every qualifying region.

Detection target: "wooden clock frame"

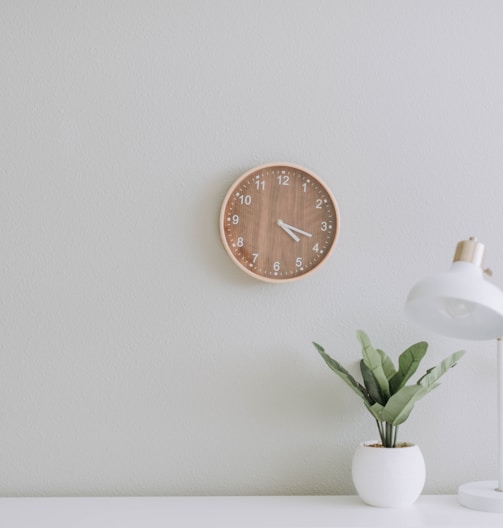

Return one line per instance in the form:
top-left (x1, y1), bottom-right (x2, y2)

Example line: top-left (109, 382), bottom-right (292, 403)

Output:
top-left (219, 162), bottom-right (340, 283)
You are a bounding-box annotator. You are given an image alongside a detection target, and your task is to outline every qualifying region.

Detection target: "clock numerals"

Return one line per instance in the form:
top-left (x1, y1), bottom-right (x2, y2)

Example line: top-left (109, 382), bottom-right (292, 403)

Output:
top-left (255, 179), bottom-right (265, 191)
top-left (277, 174), bottom-right (289, 186)
top-left (238, 194), bottom-right (252, 205)
top-left (268, 257), bottom-right (305, 276)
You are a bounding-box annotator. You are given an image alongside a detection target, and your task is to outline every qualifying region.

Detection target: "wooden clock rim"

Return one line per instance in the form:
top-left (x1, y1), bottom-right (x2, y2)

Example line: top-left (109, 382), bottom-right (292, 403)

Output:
top-left (219, 162), bottom-right (340, 283)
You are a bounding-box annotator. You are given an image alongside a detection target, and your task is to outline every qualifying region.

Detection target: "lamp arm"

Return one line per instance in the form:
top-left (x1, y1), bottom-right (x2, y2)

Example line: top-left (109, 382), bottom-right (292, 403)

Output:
top-left (498, 338), bottom-right (503, 492)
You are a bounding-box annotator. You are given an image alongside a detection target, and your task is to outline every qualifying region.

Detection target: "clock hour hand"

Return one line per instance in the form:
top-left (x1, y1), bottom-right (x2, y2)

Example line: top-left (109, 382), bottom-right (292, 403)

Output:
top-left (278, 220), bottom-right (312, 238)
top-left (277, 219), bottom-right (300, 242)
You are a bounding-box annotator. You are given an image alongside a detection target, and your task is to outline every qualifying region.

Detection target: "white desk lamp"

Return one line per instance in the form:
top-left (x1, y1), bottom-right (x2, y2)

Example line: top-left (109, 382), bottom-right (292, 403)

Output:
top-left (405, 237), bottom-right (503, 512)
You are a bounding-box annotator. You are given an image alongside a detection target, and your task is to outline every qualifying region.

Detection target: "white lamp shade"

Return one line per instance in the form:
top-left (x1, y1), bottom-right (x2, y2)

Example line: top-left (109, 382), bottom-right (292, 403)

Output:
top-left (407, 239), bottom-right (503, 512)
top-left (405, 261), bottom-right (503, 340)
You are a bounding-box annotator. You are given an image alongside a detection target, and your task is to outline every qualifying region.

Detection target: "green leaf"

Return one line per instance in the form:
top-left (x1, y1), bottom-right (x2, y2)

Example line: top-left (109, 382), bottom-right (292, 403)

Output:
top-left (364, 401), bottom-right (385, 422)
top-left (417, 349), bottom-right (466, 389)
top-left (360, 360), bottom-right (385, 405)
top-left (380, 384), bottom-right (436, 426)
top-left (381, 349), bottom-right (465, 426)
top-left (389, 341), bottom-right (428, 394)
top-left (356, 330), bottom-right (391, 399)
top-left (313, 342), bottom-right (372, 404)
top-left (377, 349), bottom-right (397, 381)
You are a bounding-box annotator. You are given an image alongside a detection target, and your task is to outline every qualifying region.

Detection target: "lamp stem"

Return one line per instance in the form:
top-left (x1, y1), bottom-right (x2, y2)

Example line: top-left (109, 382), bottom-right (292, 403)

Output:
top-left (498, 338), bottom-right (503, 492)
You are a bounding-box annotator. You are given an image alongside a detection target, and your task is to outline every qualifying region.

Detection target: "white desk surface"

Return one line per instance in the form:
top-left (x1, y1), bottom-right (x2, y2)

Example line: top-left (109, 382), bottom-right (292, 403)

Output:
top-left (0, 495), bottom-right (502, 527)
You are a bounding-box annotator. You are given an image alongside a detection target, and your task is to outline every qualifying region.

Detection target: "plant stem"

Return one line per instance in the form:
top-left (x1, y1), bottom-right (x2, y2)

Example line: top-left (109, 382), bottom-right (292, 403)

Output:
top-left (375, 420), bottom-right (385, 445)
top-left (392, 425), bottom-right (399, 447)
top-left (385, 423), bottom-right (393, 447)
top-left (376, 421), bottom-right (401, 447)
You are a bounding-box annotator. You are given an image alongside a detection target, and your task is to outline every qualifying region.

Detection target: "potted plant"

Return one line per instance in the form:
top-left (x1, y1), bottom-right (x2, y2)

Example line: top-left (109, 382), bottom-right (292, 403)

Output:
top-left (313, 330), bottom-right (465, 508)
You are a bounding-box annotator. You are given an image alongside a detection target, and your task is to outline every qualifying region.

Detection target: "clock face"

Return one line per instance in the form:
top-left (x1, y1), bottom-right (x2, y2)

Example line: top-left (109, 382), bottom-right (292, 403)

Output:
top-left (219, 163), bottom-right (340, 282)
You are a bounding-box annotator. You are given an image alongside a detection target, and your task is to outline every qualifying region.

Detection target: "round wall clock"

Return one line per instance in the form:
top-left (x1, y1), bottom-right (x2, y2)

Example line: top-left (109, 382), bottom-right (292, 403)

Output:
top-left (219, 162), bottom-right (340, 283)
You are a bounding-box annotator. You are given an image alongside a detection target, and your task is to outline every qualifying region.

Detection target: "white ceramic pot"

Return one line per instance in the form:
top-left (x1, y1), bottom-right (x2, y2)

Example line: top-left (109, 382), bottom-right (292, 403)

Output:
top-left (351, 440), bottom-right (426, 508)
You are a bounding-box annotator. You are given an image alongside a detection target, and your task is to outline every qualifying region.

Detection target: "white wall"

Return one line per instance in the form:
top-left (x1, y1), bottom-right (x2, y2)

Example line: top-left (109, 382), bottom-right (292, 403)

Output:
top-left (2, 0), bottom-right (503, 496)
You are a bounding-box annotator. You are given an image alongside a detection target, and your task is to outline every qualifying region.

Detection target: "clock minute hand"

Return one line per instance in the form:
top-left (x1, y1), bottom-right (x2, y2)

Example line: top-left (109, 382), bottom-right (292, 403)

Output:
top-left (279, 221), bottom-right (312, 238)
top-left (277, 219), bottom-right (300, 242)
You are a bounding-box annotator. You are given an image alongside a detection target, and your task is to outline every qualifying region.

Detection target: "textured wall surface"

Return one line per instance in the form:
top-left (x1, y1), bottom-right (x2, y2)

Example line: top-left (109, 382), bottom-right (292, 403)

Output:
top-left (2, 0), bottom-right (503, 496)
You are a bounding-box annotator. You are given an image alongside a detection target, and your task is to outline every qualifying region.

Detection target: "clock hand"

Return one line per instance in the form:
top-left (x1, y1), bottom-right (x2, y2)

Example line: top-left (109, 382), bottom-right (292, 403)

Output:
top-left (278, 221), bottom-right (313, 238)
top-left (277, 219), bottom-right (300, 242)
